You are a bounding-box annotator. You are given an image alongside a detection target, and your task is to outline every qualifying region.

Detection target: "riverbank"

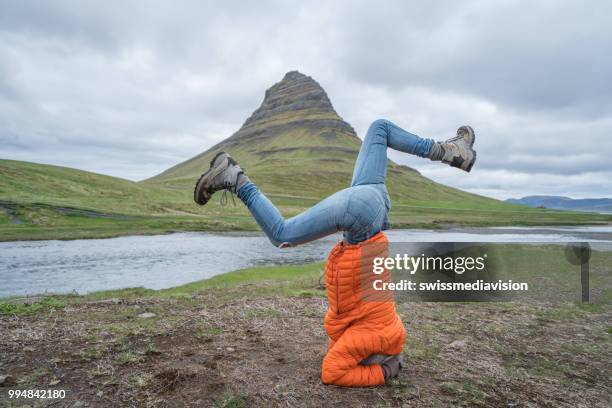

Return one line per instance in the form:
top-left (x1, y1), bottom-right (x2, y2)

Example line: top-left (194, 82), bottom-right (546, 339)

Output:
top-left (4, 229), bottom-right (612, 300)
top-left (1, 261), bottom-right (611, 407)
top-left (2, 198), bottom-right (612, 242)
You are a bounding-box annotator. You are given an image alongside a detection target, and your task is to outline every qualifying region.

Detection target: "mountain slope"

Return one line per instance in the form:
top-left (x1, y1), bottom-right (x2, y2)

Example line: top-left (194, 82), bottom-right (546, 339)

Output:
top-left (0, 159), bottom-right (248, 241)
top-left (1, 159), bottom-right (143, 212)
top-left (144, 71), bottom-right (498, 207)
top-left (0, 159), bottom-right (189, 215)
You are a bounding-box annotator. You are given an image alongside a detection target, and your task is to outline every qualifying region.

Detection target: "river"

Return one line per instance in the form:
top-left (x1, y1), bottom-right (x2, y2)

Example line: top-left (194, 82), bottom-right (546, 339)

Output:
top-left (1, 226), bottom-right (611, 298)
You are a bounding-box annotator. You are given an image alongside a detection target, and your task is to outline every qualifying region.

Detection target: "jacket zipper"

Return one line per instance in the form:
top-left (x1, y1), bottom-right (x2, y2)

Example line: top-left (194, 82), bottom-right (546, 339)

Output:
top-left (335, 261), bottom-right (340, 315)
top-left (333, 246), bottom-right (345, 315)
top-left (328, 243), bottom-right (346, 316)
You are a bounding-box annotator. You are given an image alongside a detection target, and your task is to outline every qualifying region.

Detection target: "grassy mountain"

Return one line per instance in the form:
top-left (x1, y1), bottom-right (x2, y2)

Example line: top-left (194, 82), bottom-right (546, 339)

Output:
top-left (0, 159), bottom-right (227, 241)
top-left (2, 71), bottom-right (611, 241)
top-left (0, 159), bottom-right (174, 214)
top-left (144, 71), bottom-right (498, 207)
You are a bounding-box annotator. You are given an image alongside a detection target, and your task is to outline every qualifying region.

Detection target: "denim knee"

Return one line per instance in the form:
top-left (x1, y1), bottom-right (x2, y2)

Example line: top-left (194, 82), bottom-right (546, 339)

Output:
top-left (266, 220), bottom-right (288, 248)
top-left (368, 118), bottom-right (392, 136)
top-left (267, 220), bottom-right (298, 248)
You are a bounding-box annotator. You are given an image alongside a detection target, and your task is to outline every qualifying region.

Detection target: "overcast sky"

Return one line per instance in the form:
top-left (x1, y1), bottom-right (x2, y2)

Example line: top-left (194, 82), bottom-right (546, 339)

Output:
top-left (1, 0), bottom-right (610, 199)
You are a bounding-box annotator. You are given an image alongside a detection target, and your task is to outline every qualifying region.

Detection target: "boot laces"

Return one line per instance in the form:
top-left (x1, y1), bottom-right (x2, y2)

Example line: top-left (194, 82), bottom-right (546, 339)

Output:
top-left (218, 168), bottom-right (244, 207)
top-left (220, 189), bottom-right (236, 207)
top-left (445, 133), bottom-right (464, 144)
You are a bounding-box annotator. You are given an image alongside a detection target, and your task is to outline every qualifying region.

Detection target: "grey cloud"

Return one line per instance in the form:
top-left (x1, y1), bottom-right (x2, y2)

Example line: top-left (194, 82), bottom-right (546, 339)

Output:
top-left (334, 0), bottom-right (612, 119)
top-left (0, 0), bottom-right (610, 199)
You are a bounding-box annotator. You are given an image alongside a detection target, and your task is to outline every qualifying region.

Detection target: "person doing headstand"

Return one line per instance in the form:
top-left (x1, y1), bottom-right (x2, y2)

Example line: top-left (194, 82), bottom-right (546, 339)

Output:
top-left (194, 119), bottom-right (477, 386)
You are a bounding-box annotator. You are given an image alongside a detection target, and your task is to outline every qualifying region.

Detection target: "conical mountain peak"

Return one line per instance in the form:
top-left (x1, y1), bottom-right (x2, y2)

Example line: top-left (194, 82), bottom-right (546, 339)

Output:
top-left (243, 70), bottom-right (336, 127)
top-left (151, 71), bottom-right (439, 202)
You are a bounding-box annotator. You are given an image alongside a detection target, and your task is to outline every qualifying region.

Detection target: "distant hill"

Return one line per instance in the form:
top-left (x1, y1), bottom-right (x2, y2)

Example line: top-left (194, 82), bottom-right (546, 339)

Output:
top-left (144, 71), bottom-right (498, 206)
top-left (506, 196), bottom-right (612, 214)
top-left (0, 159), bottom-right (186, 214)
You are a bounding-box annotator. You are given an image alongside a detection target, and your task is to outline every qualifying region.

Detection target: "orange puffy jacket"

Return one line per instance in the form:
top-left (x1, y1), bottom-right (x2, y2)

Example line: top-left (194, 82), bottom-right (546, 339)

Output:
top-left (321, 231), bottom-right (406, 387)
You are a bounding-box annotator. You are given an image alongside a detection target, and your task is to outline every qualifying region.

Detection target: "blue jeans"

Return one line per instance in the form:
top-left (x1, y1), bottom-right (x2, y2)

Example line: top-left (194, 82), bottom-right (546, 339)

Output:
top-left (238, 119), bottom-right (434, 247)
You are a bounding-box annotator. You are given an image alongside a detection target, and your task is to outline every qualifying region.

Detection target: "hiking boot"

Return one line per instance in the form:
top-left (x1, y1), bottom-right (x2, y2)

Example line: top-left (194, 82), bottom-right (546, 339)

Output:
top-left (193, 152), bottom-right (246, 206)
top-left (360, 354), bottom-right (405, 380)
top-left (440, 126), bottom-right (477, 172)
top-left (381, 354), bottom-right (404, 380)
top-left (360, 354), bottom-right (388, 366)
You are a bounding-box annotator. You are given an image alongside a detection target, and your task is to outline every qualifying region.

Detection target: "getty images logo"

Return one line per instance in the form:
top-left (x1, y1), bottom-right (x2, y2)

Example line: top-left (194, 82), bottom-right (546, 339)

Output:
top-left (372, 253), bottom-right (488, 275)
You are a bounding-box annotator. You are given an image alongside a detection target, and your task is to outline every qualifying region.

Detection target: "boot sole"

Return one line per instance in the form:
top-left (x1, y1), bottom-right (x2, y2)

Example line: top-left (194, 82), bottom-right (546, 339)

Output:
top-left (460, 125), bottom-right (475, 148)
top-left (193, 151), bottom-right (230, 205)
top-left (461, 126), bottom-right (477, 172)
top-left (466, 149), bottom-right (477, 172)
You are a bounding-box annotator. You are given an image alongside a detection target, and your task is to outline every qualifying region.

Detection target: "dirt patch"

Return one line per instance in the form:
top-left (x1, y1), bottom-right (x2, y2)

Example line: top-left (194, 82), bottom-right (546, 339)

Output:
top-left (0, 294), bottom-right (610, 407)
